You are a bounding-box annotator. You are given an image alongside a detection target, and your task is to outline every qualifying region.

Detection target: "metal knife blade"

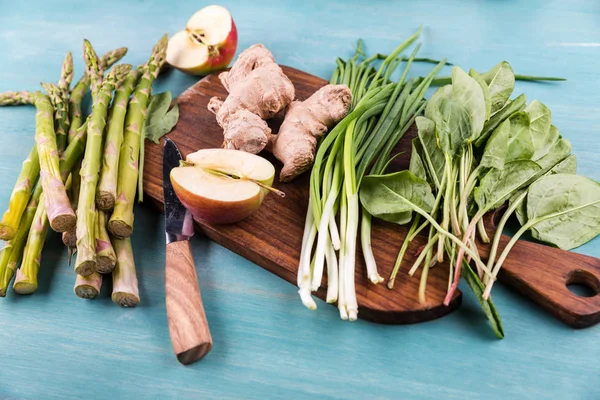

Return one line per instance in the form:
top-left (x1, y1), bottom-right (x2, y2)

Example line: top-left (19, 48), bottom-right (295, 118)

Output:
top-left (163, 137), bottom-right (194, 243)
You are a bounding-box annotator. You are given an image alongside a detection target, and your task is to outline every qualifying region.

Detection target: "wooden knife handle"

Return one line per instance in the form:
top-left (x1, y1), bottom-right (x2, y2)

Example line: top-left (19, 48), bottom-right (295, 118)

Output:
top-left (165, 240), bottom-right (212, 364)
top-left (482, 212), bottom-right (600, 328)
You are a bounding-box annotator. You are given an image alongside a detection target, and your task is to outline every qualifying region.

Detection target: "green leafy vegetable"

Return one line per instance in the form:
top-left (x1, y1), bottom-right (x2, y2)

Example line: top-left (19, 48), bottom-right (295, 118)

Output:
top-left (360, 171), bottom-right (435, 223)
top-left (536, 136), bottom-right (571, 171)
top-left (527, 174), bottom-right (600, 249)
top-left (143, 92), bottom-right (180, 143)
top-left (469, 69), bottom-right (491, 120)
top-left (524, 100), bottom-right (552, 160)
top-left (461, 261), bottom-right (504, 338)
top-left (474, 93), bottom-right (527, 148)
top-left (474, 160), bottom-right (541, 211)
top-left (416, 116), bottom-right (445, 189)
top-left (409, 139), bottom-right (427, 181)
top-left (137, 91), bottom-right (180, 202)
top-left (550, 154), bottom-right (577, 175)
top-left (480, 119), bottom-right (510, 170)
top-left (425, 67), bottom-right (486, 155)
top-left (480, 61), bottom-right (515, 115)
top-left (513, 153), bottom-right (577, 225)
top-left (505, 112), bottom-right (534, 162)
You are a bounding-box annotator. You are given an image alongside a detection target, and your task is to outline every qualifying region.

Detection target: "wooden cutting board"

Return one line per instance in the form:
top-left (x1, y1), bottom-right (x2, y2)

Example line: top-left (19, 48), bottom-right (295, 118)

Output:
top-left (143, 66), bottom-right (600, 328)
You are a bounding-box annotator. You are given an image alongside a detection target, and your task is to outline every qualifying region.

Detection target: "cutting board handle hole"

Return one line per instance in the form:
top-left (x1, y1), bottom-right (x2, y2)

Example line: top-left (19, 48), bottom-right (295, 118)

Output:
top-left (565, 270), bottom-right (600, 298)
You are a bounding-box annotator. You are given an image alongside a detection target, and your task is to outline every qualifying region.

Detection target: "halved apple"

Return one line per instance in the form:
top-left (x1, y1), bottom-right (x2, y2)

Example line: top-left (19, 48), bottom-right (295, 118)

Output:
top-left (170, 149), bottom-right (276, 224)
top-left (167, 5), bottom-right (238, 75)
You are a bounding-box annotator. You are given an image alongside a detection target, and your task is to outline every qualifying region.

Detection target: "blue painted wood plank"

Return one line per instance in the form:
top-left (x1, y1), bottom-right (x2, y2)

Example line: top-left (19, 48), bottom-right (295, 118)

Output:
top-left (0, 0), bottom-right (599, 399)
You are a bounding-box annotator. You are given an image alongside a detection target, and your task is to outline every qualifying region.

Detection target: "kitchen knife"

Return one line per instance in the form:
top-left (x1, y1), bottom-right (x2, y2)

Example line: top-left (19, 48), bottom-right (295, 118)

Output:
top-left (163, 137), bottom-right (212, 365)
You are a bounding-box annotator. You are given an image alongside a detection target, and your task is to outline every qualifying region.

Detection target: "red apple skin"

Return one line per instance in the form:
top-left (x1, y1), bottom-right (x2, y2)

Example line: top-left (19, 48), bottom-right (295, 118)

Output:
top-left (171, 171), bottom-right (263, 224)
top-left (181, 20), bottom-right (238, 76)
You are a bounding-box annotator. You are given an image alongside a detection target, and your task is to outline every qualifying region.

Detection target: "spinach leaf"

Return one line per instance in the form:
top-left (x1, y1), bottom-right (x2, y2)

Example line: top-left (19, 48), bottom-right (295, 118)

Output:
top-left (513, 153), bottom-right (578, 225)
top-left (480, 61), bottom-right (515, 115)
top-left (480, 118), bottom-right (510, 170)
top-left (511, 188), bottom-right (528, 226)
top-left (425, 67), bottom-right (486, 156)
top-left (461, 261), bottom-right (504, 339)
top-left (506, 112), bottom-right (534, 162)
top-left (474, 160), bottom-right (541, 210)
top-left (409, 138), bottom-right (428, 181)
top-left (536, 136), bottom-right (572, 171)
top-left (524, 100), bottom-right (552, 160)
top-left (474, 93), bottom-right (526, 148)
top-left (536, 124), bottom-right (560, 160)
top-left (550, 153), bottom-right (577, 175)
top-left (527, 174), bottom-right (600, 250)
top-left (416, 116), bottom-right (445, 190)
top-left (360, 170), bottom-right (436, 225)
top-left (469, 69), bottom-right (491, 120)
top-left (138, 91), bottom-right (180, 202)
top-left (144, 92), bottom-right (180, 143)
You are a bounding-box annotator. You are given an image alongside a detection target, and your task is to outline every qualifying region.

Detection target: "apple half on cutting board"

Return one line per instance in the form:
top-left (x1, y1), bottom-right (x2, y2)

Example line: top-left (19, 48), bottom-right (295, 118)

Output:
top-left (166, 5), bottom-right (238, 75)
top-left (170, 148), bottom-right (276, 224)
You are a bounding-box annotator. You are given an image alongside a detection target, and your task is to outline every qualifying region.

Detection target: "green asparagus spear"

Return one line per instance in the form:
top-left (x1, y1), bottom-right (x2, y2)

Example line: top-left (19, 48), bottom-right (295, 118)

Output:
top-left (0, 144), bottom-right (40, 241)
top-left (57, 52), bottom-right (74, 96)
top-left (111, 236), bottom-right (139, 307)
top-left (95, 210), bottom-right (116, 274)
top-left (63, 167), bottom-right (80, 262)
top-left (109, 35), bottom-right (168, 237)
top-left (1, 52), bottom-right (72, 241)
top-left (42, 83), bottom-right (69, 152)
top-left (96, 67), bottom-right (141, 210)
top-left (68, 47), bottom-right (128, 144)
top-left (16, 80), bottom-right (72, 293)
top-left (5, 121), bottom-right (87, 295)
top-left (33, 91), bottom-right (76, 233)
top-left (12, 198), bottom-right (50, 294)
top-left (74, 40), bottom-right (131, 276)
top-left (0, 92), bottom-right (36, 240)
top-left (0, 91), bottom-right (34, 106)
top-left (56, 52), bottom-right (73, 149)
top-left (0, 183), bottom-right (41, 296)
top-left (74, 272), bottom-right (102, 299)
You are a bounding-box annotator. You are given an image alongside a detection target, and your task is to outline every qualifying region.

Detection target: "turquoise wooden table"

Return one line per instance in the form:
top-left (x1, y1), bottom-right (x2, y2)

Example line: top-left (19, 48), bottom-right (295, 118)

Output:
top-left (1, 1), bottom-right (599, 399)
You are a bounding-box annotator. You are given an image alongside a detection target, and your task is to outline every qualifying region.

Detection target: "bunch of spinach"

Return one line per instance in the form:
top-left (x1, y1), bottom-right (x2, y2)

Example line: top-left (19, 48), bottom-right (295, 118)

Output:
top-left (360, 61), bottom-right (600, 338)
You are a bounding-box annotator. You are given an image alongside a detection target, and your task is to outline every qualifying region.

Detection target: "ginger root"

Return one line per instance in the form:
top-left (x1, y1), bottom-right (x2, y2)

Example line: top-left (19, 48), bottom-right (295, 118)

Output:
top-left (269, 84), bottom-right (352, 182)
top-left (208, 44), bottom-right (294, 153)
top-left (208, 43), bottom-right (352, 182)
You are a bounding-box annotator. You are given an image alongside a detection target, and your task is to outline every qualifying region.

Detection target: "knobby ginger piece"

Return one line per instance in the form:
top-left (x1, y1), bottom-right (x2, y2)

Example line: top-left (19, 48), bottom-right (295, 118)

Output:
top-left (208, 44), bottom-right (295, 153)
top-left (269, 84), bottom-right (352, 182)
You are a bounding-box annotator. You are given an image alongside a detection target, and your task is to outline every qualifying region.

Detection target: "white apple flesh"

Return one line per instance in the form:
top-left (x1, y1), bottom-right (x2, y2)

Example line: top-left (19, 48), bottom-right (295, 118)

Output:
top-left (167, 5), bottom-right (238, 75)
top-left (170, 149), bottom-right (276, 224)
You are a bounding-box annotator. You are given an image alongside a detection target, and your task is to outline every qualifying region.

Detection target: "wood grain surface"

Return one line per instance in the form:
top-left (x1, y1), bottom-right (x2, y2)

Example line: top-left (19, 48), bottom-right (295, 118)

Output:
top-left (481, 211), bottom-right (600, 328)
top-left (165, 240), bottom-right (212, 364)
top-left (144, 66), bottom-right (600, 329)
top-left (143, 66), bottom-right (462, 324)
top-left (1, 1), bottom-right (600, 399)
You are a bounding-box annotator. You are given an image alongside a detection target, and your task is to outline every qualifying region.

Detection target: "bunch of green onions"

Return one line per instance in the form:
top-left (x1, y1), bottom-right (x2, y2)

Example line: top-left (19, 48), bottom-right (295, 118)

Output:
top-left (297, 27), bottom-right (446, 320)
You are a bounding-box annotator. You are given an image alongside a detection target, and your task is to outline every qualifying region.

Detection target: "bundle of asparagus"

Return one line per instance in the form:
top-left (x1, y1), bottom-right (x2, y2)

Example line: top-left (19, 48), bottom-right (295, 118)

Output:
top-left (0, 35), bottom-right (168, 307)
